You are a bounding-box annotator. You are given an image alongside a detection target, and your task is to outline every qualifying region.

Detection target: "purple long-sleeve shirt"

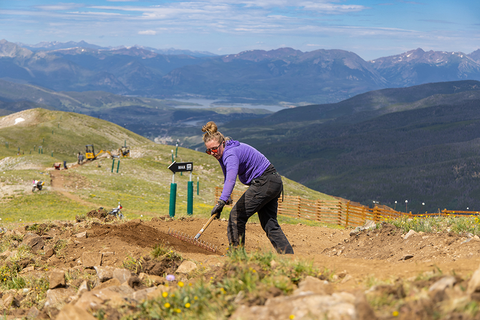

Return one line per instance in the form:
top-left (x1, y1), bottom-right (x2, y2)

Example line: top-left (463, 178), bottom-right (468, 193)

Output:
top-left (218, 140), bottom-right (270, 202)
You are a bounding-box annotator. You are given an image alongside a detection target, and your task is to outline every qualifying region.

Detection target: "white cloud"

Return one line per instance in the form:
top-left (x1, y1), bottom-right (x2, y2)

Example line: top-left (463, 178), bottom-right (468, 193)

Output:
top-left (138, 30), bottom-right (157, 35)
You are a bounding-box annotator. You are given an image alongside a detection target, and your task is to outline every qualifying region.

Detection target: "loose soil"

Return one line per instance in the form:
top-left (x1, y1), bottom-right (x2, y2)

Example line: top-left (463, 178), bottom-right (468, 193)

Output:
top-left (5, 167), bottom-right (480, 319)
top-left (46, 169), bottom-right (480, 287)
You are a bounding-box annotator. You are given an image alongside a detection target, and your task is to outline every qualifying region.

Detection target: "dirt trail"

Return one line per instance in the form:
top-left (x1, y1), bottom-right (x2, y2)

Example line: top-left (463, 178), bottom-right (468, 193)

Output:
top-left (47, 166), bottom-right (480, 291)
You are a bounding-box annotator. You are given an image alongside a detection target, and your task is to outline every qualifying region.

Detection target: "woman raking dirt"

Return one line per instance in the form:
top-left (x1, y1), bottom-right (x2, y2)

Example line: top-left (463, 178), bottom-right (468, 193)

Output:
top-left (202, 121), bottom-right (294, 254)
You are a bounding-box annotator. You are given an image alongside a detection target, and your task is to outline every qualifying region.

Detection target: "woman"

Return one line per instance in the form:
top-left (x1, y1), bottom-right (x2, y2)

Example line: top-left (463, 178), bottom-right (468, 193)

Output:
top-left (202, 121), bottom-right (294, 254)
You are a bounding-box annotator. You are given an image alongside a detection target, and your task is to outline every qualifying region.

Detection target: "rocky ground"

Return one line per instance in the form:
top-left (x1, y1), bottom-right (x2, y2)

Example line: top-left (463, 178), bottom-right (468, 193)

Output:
top-left (3, 214), bottom-right (480, 319)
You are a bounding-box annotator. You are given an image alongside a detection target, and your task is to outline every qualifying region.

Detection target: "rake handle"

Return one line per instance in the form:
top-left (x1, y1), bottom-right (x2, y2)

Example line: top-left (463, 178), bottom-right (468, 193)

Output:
top-left (194, 213), bottom-right (218, 240)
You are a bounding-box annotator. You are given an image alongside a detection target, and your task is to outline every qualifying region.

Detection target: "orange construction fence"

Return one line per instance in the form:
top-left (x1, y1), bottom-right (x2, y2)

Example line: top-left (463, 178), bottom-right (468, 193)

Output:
top-left (215, 187), bottom-right (480, 228)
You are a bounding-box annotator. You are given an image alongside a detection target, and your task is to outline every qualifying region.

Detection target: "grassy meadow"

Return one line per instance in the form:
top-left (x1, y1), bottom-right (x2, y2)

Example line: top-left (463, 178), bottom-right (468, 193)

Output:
top-left (0, 109), bottom-right (335, 226)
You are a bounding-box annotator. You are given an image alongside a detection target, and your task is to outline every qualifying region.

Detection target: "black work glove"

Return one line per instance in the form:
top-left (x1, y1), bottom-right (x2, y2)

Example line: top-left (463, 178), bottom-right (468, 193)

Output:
top-left (211, 200), bottom-right (226, 219)
top-left (225, 196), bottom-right (233, 205)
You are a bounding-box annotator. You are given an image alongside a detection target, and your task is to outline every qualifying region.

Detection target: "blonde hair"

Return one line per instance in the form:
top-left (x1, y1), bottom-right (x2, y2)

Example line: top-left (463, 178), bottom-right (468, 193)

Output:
top-left (202, 121), bottom-right (230, 144)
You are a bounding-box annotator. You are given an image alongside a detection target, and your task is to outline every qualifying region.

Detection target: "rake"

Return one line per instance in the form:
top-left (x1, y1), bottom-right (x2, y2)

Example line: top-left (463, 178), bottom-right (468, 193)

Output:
top-left (168, 214), bottom-right (219, 253)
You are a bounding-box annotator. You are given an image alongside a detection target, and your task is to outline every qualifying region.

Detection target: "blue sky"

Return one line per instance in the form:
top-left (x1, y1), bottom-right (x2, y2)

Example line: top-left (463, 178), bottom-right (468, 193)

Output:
top-left (1, 0), bottom-right (478, 60)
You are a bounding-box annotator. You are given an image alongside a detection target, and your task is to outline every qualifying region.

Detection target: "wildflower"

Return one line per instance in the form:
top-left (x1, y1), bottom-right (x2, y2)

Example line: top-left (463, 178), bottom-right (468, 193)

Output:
top-left (178, 281), bottom-right (184, 287)
top-left (289, 315), bottom-right (295, 319)
top-left (164, 302), bottom-right (170, 308)
top-left (166, 274), bottom-right (175, 281)
top-left (392, 311), bottom-right (399, 317)
top-left (185, 303), bottom-right (191, 308)
top-left (175, 308), bottom-right (181, 313)
top-left (162, 292), bottom-right (168, 298)
top-left (194, 296), bottom-right (198, 300)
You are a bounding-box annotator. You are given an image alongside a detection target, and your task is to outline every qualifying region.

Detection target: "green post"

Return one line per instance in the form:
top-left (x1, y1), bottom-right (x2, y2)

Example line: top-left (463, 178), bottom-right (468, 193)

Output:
top-left (169, 174), bottom-right (177, 217)
top-left (111, 159), bottom-right (115, 173)
top-left (51, 152), bottom-right (53, 157)
top-left (124, 140), bottom-right (126, 148)
top-left (175, 142), bottom-right (178, 158)
top-left (52, 130), bottom-right (54, 134)
top-left (187, 173), bottom-right (193, 215)
top-left (6, 142), bottom-right (8, 148)
top-left (171, 150), bottom-right (174, 163)
top-left (197, 177), bottom-right (199, 195)
top-left (38, 148), bottom-right (40, 154)
top-left (116, 159), bottom-right (120, 173)
top-left (41, 148), bottom-right (43, 154)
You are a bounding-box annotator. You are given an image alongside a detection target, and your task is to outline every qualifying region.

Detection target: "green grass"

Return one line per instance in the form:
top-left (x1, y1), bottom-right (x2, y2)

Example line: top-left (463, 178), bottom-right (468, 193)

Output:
top-left (387, 215), bottom-right (480, 235)
top-left (0, 192), bottom-right (91, 223)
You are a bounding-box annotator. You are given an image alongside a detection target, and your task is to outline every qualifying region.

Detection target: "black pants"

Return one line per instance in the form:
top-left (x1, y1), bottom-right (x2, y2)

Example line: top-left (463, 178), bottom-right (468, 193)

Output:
top-left (227, 166), bottom-right (294, 254)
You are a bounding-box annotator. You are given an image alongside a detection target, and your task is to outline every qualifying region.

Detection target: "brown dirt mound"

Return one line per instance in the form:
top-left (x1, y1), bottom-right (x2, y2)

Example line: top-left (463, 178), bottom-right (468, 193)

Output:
top-left (87, 208), bottom-right (108, 219)
top-left (322, 222), bottom-right (480, 263)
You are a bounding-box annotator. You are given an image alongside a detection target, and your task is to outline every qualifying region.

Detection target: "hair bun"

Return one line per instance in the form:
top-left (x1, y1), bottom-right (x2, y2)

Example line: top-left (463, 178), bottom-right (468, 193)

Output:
top-left (202, 121), bottom-right (217, 134)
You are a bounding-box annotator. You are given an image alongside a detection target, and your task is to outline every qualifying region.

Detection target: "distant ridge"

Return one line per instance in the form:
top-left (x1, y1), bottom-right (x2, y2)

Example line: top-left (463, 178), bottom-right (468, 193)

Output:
top-left (2, 39), bottom-right (480, 104)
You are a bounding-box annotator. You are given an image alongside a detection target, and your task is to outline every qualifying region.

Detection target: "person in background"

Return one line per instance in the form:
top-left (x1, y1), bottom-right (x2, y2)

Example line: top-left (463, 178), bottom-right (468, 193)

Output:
top-left (202, 121), bottom-right (294, 254)
top-left (77, 152), bottom-right (81, 164)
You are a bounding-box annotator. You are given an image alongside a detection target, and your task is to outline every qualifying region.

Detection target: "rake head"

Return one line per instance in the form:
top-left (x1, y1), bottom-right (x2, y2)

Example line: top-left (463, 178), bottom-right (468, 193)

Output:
top-left (168, 228), bottom-right (219, 253)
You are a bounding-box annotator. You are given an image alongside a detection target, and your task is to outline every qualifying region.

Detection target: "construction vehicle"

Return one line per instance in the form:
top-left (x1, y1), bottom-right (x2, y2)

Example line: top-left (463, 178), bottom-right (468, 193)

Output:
top-left (118, 145), bottom-right (130, 157)
top-left (85, 144), bottom-right (113, 161)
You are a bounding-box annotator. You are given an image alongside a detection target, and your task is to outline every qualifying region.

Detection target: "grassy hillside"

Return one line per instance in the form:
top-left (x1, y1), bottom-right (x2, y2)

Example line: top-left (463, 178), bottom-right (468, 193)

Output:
top-left (218, 81), bottom-right (480, 213)
top-left (0, 108), bottom-right (151, 162)
top-left (0, 109), bottom-right (334, 224)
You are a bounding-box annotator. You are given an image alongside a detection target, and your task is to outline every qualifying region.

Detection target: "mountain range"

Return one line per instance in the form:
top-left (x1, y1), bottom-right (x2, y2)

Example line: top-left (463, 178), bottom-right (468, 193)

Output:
top-left (1, 39), bottom-right (480, 104)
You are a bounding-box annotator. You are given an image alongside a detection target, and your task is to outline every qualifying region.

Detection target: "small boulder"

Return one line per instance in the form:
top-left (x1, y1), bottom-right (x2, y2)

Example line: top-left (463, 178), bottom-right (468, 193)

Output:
top-left (56, 304), bottom-right (96, 320)
top-left (175, 260), bottom-right (197, 274)
top-left (49, 270), bottom-right (66, 289)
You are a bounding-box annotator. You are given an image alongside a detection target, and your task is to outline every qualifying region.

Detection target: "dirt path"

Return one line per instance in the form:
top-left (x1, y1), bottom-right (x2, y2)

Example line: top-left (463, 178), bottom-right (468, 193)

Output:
top-left (47, 166), bottom-right (480, 291)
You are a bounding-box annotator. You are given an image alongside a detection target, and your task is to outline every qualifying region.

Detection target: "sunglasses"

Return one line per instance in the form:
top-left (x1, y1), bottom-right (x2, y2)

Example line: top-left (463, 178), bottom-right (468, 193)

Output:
top-left (205, 141), bottom-right (223, 155)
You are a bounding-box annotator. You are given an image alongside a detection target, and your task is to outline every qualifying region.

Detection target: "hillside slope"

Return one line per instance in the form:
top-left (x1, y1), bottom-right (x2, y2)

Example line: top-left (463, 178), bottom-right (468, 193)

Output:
top-left (0, 108), bottom-right (151, 161)
top-left (220, 81), bottom-right (480, 213)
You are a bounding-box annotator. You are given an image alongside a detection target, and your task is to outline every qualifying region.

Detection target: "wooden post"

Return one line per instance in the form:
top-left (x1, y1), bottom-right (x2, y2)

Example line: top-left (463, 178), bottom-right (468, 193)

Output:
top-left (297, 196), bottom-right (301, 218)
top-left (373, 205), bottom-right (380, 222)
top-left (345, 201), bottom-right (350, 228)
top-left (316, 199), bottom-right (322, 223)
top-left (338, 200), bottom-right (342, 226)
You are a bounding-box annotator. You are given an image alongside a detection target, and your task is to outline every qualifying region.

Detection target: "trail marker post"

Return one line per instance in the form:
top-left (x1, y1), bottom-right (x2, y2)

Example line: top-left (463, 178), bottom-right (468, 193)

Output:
top-left (168, 161), bottom-right (194, 217)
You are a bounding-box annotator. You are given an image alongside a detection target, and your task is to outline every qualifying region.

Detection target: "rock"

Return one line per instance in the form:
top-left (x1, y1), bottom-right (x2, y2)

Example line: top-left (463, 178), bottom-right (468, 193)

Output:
top-left (341, 274), bottom-right (353, 284)
top-left (49, 270), bottom-right (66, 289)
top-left (143, 274), bottom-right (165, 286)
top-left (132, 287), bottom-right (158, 301)
top-left (399, 254), bottom-right (414, 261)
top-left (429, 276), bottom-right (457, 292)
top-left (27, 306), bottom-right (40, 319)
top-left (403, 230), bottom-right (417, 240)
top-left (74, 291), bottom-right (104, 311)
top-left (77, 280), bottom-right (89, 296)
top-left (21, 232), bottom-right (45, 252)
top-left (175, 260), bottom-right (197, 274)
top-left (83, 252), bottom-right (102, 268)
top-left (44, 288), bottom-right (77, 309)
top-left (75, 231), bottom-right (87, 238)
top-left (94, 278), bottom-right (121, 290)
top-left (94, 266), bottom-right (115, 282)
top-left (91, 285), bottom-right (135, 307)
top-left (467, 264), bottom-right (480, 296)
top-left (230, 292), bottom-right (359, 320)
top-left (113, 268), bottom-right (131, 283)
top-left (363, 220), bottom-right (376, 230)
top-left (2, 293), bottom-right (16, 308)
top-left (294, 276), bottom-right (333, 295)
top-left (270, 260), bottom-right (278, 269)
top-left (56, 304), bottom-right (96, 320)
